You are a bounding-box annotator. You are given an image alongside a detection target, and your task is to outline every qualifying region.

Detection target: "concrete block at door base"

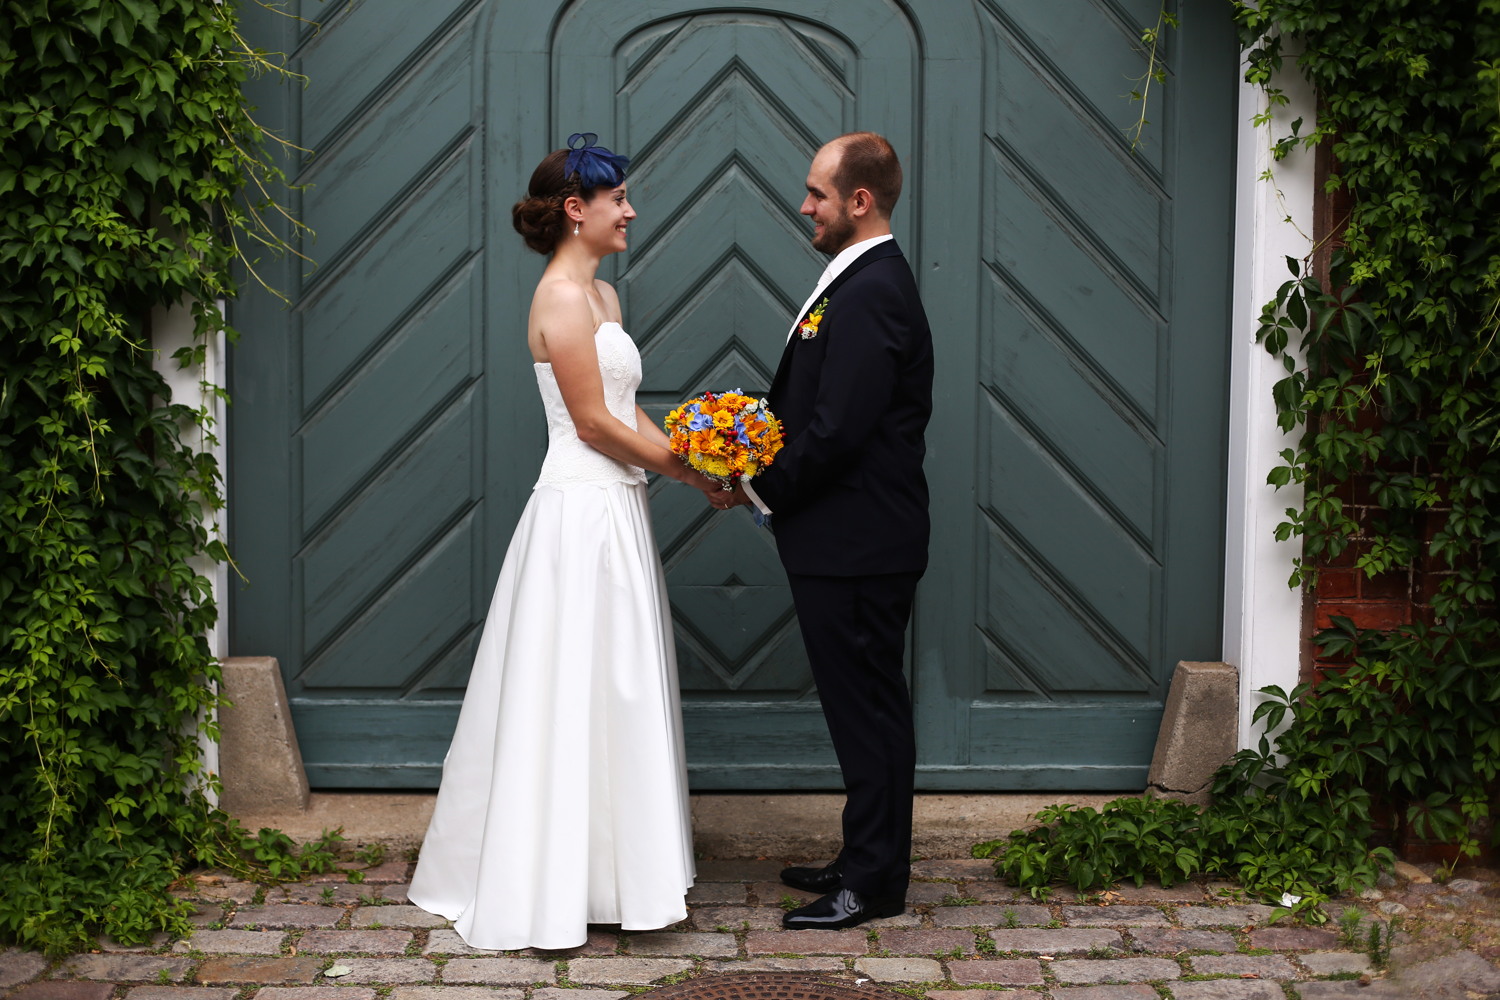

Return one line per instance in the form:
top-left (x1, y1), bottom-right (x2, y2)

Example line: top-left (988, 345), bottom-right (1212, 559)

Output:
top-left (1145, 660), bottom-right (1238, 806)
top-left (219, 656), bottom-right (311, 813)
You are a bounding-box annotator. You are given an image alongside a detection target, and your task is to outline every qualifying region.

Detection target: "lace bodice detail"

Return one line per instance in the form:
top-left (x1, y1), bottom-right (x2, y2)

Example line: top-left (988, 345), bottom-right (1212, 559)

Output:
top-left (533, 322), bottom-right (648, 488)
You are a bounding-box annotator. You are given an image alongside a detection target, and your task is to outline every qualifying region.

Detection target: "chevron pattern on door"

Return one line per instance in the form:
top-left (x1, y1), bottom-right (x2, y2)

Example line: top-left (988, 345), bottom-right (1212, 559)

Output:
top-left (232, 0), bottom-right (492, 783)
top-left (922, 0), bottom-right (1233, 786)
top-left (548, 3), bottom-right (918, 782)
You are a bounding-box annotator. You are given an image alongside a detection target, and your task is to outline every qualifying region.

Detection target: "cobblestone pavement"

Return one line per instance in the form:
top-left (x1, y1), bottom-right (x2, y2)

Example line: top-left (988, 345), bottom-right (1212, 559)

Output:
top-left (4, 857), bottom-right (1499, 999)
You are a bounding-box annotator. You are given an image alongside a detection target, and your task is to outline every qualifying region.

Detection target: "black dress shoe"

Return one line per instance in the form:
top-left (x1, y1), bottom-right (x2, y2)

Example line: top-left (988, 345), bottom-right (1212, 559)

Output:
top-left (780, 859), bottom-right (843, 894)
top-left (782, 887), bottom-right (905, 929)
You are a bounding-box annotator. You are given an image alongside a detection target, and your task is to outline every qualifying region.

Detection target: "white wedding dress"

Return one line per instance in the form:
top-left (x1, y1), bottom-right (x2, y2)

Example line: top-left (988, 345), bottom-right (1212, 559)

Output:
top-left (407, 322), bottom-right (695, 950)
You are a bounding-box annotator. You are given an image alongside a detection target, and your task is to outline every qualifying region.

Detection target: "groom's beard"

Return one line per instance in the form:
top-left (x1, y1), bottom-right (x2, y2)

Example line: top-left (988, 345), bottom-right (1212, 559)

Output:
top-left (812, 206), bottom-right (856, 254)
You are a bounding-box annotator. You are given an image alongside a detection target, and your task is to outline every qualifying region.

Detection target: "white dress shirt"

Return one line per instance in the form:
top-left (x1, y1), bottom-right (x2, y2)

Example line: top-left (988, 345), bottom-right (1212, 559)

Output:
top-left (744, 233), bottom-right (895, 515)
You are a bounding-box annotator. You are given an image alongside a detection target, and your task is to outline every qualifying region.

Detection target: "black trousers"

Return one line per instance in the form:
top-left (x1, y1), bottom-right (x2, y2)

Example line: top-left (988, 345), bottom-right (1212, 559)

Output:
top-left (786, 570), bottom-right (920, 900)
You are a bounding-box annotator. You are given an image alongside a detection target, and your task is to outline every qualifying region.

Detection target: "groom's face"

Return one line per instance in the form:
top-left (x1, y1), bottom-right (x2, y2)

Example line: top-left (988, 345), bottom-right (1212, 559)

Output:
top-left (802, 147), bottom-right (856, 255)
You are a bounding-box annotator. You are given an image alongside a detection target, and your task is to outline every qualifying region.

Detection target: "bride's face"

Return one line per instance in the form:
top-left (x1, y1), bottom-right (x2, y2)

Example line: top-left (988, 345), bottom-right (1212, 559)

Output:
top-left (574, 184), bottom-right (635, 254)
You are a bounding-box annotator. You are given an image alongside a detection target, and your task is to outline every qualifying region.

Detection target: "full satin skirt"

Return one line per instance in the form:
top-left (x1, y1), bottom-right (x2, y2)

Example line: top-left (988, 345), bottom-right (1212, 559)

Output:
top-left (407, 482), bottom-right (694, 950)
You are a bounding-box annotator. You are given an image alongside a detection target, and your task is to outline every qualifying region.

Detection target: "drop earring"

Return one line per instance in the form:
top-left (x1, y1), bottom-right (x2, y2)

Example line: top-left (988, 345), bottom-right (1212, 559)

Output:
top-left (573, 222), bottom-right (580, 236)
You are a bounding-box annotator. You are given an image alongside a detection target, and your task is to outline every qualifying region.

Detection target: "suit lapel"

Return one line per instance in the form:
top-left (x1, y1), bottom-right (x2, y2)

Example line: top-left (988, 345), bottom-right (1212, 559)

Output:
top-left (770, 240), bottom-right (905, 399)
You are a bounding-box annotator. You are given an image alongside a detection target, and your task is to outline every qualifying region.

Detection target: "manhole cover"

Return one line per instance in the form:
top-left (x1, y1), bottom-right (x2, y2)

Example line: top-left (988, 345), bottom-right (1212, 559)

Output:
top-left (643, 973), bottom-right (901, 1000)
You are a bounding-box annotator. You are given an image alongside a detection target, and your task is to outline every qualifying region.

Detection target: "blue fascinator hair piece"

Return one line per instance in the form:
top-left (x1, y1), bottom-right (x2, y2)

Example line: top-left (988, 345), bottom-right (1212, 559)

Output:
top-left (564, 132), bottom-right (629, 189)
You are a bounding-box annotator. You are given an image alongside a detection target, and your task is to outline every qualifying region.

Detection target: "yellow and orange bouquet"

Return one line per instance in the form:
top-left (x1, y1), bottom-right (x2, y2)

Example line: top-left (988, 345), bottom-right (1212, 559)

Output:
top-left (664, 389), bottom-right (784, 488)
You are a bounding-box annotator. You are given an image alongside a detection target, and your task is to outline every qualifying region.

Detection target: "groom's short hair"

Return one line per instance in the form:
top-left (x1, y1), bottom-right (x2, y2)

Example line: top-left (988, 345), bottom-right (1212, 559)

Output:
top-left (830, 132), bottom-right (902, 217)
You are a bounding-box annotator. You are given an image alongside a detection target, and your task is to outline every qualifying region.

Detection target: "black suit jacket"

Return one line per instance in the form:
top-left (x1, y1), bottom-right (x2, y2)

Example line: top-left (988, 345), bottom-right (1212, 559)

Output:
top-left (751, 240), bottom-right (933, 577)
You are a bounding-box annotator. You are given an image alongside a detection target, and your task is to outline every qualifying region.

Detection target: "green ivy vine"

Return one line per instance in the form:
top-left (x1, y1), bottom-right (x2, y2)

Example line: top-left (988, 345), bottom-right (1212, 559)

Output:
top-left (1241, 0), bottom-right (1500, 860)
top-left (0, 0), bottom-right (314, 955)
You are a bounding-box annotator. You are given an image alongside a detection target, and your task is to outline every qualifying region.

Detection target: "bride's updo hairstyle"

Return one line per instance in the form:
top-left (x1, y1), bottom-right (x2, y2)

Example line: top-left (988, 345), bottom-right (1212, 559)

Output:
top-left (512, 133), bottom-right (630, 255)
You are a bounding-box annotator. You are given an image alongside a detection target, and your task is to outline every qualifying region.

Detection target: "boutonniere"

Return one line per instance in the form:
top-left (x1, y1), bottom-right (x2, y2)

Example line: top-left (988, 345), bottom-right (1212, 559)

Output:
top-left (798, 297), bottom-right (828, 339)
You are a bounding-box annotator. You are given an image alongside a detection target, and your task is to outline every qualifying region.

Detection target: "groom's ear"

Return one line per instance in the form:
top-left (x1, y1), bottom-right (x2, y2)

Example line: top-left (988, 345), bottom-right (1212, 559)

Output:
top-left (849, 187), bottom-right (875, 219)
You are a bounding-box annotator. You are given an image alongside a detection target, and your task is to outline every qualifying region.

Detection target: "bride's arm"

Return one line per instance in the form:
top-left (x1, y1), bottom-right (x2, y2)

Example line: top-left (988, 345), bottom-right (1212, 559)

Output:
top-left (636, 407), bottom-right (671, 450)
top-left (536, 282), bottom-right (716, 491)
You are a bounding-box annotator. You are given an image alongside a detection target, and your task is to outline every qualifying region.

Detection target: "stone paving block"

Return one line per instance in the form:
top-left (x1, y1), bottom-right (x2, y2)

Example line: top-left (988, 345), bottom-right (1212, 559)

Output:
top-left (356, 905), bottom-right (449, 928)
top-left (1394, 951), bottom-right (1500, 995)
top-left (624, 931), bottom-right (737, 957)
top-left (1247, 926), bottom-right (1339, 950)
top-left (97, 932), bottom-right (173, 952)
top-left (943, 959), bottom-right (1044, 986)
top-left (532, 990), bottom-right (624, 1000)
top-left (927, 992), bottom-right (1016, 1000)
top-left (295, 930), bottom-right (413, 953)
top-left (185, 880), bottom-right (259, 904)
top-left (687, 883), bottom-right (749, 905)
top-left (1108, 883), bottom-right (1207, 904)
top-left (186, 907), bottom-right (226, 930)
top-left (1052, 957), bottom-right (1181, 983)
top-left (53, 955), bottom-right (194, 982)
top-left (423, 930), bottom-right (499, 955)
top-left (962, 883), bottom-right (1027, 903)
top-left (911, 859), bottom-right (998, 880)
top-left (9, 984), bottom-right (117, 1000)
top-left (391, 989), bottom-right (525, 1000)
top-left (988, 928), bottom-right (1123, 954)
top-left (173, 929), bottom-right (286, 954)
top-left (1168, 983), bottom-right (1286, 1000)
top-left (1189, 954), bottom-right (1297, 979)
top-left (693, 906), bottom-right (784, 931)
top-left (1295, 983), bottom-right (1406, 999)
top-left (305, 860), bottom-right (411, 884)
top-left (380, 884), bottom-right (412, 904)
top-left (275, 882), bottom-right (372, 904)
top-left (860, 911), bottom-right (921, 928)
top-left (1298, 951), bottom-right (1374, 975)
top-left (876, 928), bottom-right (975, 956)
top-left (194, 956), bottom-right (325, 985)
top-left (123, 989), bottom-right (238, 1000)
top-left (1062, 905), bottom-right (1170, 927)
top-left (1175, 904), bottom-right (1276, 928)
top-left (565, 957), bottom-right (693, 985)
top-left (745, 929), bottom-right (869, 955)
top-left (2, 949), bottom-right (52, 988)
top-left (696, 859), bottom-right (784, 881)
top-left (704, 958), bottom-right (847, 974)
top-left (1048, 986), bottom-right (1160, 1000)
top-left (853, 957), bottom-right (943, 982)
top-left (523, 930), bottom-right (619, 958)
top-left (933, 904), bottom-right (1050, 928)
top-left (336, 958), bottom-right (438, 983)
top-left (438, 958), bottom-right (555, 985)
top-left (1126, 928), bottom-right (1236, 953)
top-left (906, 883), bottom-right (963, 905)
top-left (253, 990), bottom-right (378, 1000)
top-left (230, 904), bottom-right (343, 930)
top-left (750, 882), bottom-right (818, 905)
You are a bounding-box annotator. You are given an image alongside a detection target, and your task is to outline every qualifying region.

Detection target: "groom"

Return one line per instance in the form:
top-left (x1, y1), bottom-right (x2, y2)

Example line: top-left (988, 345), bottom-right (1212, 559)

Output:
top-left (733, 132), bottom-right (934, 930)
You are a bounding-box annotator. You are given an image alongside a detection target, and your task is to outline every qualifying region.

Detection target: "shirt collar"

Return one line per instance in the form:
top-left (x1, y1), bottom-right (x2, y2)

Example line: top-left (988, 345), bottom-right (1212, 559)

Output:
top-left (818, 233), bottom-right (894, 289)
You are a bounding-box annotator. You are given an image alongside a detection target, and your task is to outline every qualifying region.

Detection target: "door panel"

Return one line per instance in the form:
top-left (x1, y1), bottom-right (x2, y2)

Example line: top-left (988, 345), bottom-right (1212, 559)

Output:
top-left (229, 0), bottom-right (1234, 789)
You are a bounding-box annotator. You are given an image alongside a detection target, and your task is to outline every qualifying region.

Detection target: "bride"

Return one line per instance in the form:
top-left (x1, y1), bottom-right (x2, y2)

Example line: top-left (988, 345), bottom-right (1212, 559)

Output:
top-left (407, 134), bottom-right (724, 950)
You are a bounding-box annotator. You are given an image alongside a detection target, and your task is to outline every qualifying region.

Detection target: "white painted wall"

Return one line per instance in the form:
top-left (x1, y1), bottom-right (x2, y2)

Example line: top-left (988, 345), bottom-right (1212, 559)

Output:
top-left (150, 301), bottom-right (227, 803)
top-left (1223, 54), bottom-right (1318, 747)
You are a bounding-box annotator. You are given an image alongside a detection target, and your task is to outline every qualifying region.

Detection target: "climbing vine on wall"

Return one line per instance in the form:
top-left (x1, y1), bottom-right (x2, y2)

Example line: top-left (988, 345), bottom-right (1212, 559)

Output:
top-left (0, 0), bottom-right (306, 954)
top-left (1239, 0), bottom-right (1500, 860)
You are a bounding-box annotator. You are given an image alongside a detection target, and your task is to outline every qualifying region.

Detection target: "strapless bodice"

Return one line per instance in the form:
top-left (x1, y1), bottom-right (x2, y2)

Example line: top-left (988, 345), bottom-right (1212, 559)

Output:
top-left (533, 322), bottom-right (648, 488)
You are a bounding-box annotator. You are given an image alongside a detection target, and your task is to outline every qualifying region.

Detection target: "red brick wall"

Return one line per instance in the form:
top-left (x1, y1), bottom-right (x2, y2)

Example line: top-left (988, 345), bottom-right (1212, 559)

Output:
top-left (1301, 139), bottom-right (1441, 682)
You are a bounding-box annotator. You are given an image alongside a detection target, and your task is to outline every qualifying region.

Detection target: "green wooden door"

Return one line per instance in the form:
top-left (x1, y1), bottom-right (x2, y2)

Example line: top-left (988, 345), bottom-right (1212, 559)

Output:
top-left (229, 0), bottom-right (1234, 789)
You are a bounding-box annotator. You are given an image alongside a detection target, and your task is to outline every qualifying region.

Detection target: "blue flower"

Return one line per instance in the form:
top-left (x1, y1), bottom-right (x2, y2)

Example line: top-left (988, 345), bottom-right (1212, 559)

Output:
top-left (689, 413), bottom-right (714, 431)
